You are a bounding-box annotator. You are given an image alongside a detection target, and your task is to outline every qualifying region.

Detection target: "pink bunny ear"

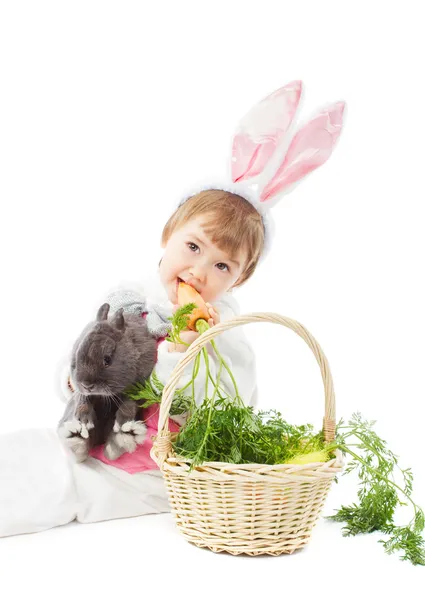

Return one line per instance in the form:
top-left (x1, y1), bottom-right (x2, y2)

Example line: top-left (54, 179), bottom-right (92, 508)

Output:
top-left (260, 101), bottom-right (346, 202)
top-left (231, 80), bottom-right (303, 183)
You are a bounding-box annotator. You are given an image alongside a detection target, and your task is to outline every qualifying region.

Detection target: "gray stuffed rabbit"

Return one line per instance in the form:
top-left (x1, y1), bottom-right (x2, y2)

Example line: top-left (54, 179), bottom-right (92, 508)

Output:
top-left (58, 303), bottom-right (158, 462)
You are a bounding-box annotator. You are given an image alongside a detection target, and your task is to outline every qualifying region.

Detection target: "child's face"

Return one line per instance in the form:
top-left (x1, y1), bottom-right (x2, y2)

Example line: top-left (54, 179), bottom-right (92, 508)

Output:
top-left (159, 216), bottom-right (247, 304)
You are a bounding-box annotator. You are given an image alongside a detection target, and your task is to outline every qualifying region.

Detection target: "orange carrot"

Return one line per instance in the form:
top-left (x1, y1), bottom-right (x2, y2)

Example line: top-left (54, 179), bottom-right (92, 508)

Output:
top-left (177, 283), bottom-right (210, 331)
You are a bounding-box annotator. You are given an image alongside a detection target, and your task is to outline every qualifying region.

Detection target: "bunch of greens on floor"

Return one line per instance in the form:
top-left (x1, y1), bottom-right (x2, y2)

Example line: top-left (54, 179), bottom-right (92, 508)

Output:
top-left (124, 292), bottom-right (425, 566)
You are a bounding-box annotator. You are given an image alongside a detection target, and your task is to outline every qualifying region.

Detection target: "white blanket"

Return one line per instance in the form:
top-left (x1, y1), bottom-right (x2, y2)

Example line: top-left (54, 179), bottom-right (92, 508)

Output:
top-left (0, 428), bottom-right (169, 538)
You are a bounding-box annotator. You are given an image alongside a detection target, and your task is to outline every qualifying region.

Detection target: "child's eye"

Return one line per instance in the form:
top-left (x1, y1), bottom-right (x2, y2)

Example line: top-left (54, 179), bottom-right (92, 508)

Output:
top-left (216, 263), bottom-right (229, 272)
top-left (187, 242), bottom-right (199, 252)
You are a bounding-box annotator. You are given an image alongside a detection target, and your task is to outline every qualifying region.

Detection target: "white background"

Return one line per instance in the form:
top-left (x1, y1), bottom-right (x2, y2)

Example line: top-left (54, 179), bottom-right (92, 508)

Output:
top-left (0, 0), bottom-right (424, 597)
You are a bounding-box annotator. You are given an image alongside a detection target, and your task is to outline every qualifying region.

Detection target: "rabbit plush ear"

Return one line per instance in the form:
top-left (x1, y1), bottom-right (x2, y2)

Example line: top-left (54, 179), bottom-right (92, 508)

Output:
top-left (111, 308), bottom-right (125, 331)
top-left (96, 303), bottom-right (110, 321)
top-left (260, 101), bottom-right (346, 203)
top-left (231, 80), bottom-right (303, 183)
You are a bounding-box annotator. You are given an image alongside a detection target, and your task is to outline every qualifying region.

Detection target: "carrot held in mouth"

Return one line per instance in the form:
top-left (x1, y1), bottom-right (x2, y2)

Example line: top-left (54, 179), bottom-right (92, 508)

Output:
top-left (177, 283), bottom-right (210, 334)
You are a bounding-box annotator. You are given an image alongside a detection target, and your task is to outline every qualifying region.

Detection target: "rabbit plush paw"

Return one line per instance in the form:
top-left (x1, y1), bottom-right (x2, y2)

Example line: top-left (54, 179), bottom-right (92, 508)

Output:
top-left (59, 419), bottom-right (95, 462)
top-left (104, 420), bottom-right (147, 460)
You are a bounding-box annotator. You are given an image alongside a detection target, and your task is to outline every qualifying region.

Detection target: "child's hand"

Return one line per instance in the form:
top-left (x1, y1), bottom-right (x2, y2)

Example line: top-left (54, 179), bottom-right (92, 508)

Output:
top-left (206, 302), bottom-right (220, 327)
top-left (167, 329), bottom-right (200, 353)
top-left (169, 308), bottom-right (200, 353)
top-left (178, 330), bottom-right (201, 345)
top-left (172, 302), bottom-right (220, 327)
top-left (168, 303), bottom-right (218, 353)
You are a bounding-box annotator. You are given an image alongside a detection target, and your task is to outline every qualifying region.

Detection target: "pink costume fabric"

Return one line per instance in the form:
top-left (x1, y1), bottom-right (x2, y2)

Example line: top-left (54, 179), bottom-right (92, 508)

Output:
top-left (89, 315), bottom-right (181, 474)
top-left (89, 400), bottom-right (180, 474)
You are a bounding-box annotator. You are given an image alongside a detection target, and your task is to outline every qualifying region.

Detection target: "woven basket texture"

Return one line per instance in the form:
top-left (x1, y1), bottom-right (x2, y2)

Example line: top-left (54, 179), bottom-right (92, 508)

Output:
top-left (151, 313), bottom-right (344, 556)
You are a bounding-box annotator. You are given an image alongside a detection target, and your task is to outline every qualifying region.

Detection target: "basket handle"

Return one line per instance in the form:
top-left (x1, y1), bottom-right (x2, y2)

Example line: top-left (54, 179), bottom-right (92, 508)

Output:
top-left (155, 312), bottom-right (336, 456)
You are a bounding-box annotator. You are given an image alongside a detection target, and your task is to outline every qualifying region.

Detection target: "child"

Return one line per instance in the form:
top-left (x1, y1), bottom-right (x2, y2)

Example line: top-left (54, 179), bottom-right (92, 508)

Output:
top-left (0, 189), bottom-right (263, 538)
top-left (60, 188), bottom-right (263, 463)
top-left (0, 80), bottom-right (345, 538)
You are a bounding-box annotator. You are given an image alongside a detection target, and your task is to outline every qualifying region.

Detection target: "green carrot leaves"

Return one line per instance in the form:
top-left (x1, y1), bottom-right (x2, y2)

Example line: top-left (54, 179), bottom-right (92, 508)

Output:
top-left (325, 413), bottom-right (425, 566)
top-left (124, 370), bottom-right (192, 416)
top-left (166, 303), bottom-right (196, 345)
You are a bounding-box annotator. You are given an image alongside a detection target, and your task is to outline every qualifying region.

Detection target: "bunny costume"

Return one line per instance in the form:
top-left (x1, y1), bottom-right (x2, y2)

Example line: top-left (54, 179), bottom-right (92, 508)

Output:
top-left (0, 80), bottom-right (346, 538)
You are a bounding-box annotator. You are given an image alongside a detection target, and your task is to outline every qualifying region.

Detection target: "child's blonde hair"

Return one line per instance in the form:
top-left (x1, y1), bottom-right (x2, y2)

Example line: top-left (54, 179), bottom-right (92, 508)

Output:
top-left (161, 190), bottom-right (265, 287)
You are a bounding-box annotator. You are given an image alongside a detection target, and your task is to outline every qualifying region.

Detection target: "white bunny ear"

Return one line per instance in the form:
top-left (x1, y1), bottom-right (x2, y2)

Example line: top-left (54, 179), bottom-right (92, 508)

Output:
top-left (231, 80), bottom-right (303, 183)
top-left (260, 101), bottom-right (346, 203)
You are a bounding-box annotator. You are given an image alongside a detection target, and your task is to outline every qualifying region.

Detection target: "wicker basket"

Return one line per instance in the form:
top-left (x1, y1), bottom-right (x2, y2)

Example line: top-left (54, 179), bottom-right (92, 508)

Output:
top-left (150, 313), bottom-right (344, 556)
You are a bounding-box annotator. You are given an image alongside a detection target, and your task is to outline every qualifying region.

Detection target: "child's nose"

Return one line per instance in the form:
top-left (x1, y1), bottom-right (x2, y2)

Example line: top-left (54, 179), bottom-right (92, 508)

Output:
top-left (189, 265), bottom-right (206, 282)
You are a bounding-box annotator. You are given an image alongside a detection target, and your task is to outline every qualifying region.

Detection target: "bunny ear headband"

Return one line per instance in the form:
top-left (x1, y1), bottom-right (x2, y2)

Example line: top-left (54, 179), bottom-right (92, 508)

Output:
top-left (176, 80), bottom-right (347, 262)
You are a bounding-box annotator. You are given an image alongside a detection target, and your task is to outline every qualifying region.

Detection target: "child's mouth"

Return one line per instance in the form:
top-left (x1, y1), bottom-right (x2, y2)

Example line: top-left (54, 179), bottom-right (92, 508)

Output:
top-left (176, 277), bottom-right (184, 294)
top-left (176, 277), bottom-right (199, 294)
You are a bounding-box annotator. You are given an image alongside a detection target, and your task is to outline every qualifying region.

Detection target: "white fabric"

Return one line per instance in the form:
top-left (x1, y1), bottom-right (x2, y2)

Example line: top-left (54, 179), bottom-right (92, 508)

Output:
top-left (0, 428), bottom-right (169, 538)
top-left (71, 458), bottom-right (168, 524)
top-left (0, 428), bottom-right (77, 537)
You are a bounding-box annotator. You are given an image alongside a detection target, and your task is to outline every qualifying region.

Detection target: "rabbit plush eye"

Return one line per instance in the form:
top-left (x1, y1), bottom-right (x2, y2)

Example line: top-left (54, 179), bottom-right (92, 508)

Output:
top-left (103, 355), bottom-right (112, 367)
